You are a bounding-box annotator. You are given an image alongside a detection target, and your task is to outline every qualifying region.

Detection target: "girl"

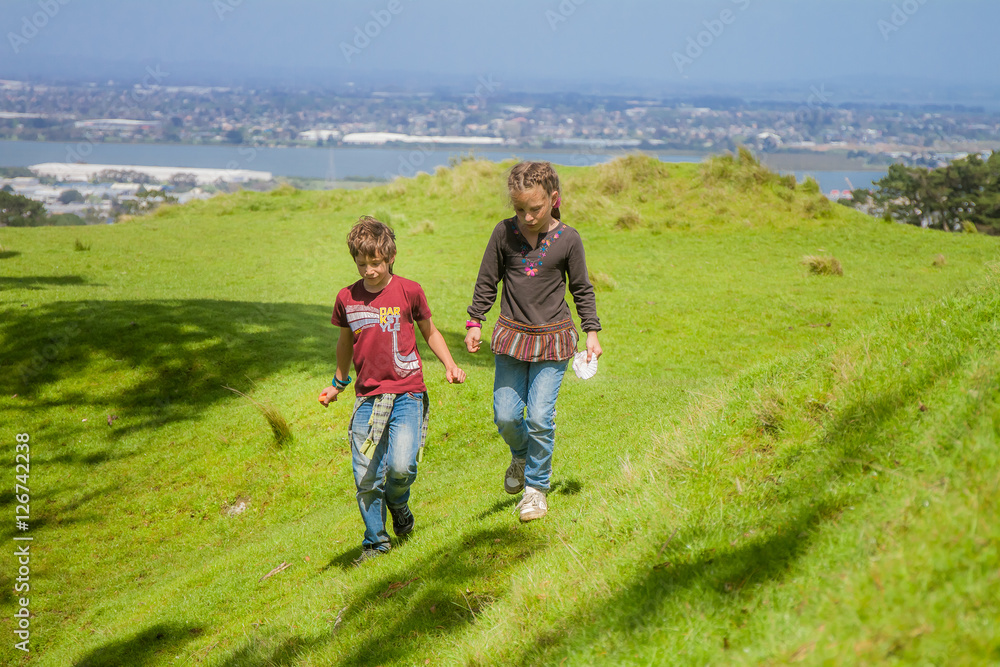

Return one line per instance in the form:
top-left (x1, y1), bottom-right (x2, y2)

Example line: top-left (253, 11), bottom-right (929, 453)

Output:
top-left (465, 161), bottom-right (602, 522)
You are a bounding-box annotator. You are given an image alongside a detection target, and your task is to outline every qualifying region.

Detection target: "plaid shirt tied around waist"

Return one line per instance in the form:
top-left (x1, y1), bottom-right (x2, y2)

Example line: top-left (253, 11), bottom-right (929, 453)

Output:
top-left (350, 392), bottom-right (431, 462)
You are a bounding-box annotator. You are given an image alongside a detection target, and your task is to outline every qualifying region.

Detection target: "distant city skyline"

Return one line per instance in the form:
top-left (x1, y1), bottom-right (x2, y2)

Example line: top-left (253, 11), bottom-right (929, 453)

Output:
top-left (2, 0), bottom-right (999, 97)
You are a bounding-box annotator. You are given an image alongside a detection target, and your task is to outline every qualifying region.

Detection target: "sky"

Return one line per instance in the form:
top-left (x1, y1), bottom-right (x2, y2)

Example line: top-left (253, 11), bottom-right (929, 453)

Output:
top-left (2, 0), bottom-right (999, 96)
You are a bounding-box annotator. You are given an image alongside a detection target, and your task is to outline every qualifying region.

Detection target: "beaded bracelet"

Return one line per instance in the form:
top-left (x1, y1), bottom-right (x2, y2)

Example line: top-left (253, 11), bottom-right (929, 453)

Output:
top-left (333, 375), bottom-right (352, 389)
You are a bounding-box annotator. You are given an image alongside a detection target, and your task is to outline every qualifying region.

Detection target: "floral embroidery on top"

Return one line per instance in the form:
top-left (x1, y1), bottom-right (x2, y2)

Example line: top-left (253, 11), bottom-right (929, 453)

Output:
top-left (511, 220), bottom-right (565, 277)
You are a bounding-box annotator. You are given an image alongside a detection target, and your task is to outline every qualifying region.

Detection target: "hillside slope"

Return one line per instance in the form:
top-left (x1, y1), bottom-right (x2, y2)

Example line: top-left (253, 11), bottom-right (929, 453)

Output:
top-left (0, 155), bottom-right (997, 665)
top-left (480, 265), bottom-right (1000, 665)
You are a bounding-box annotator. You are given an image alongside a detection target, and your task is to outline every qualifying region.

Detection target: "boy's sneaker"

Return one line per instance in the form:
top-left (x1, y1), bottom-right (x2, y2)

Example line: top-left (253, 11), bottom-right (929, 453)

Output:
top-left (515, 486), bottom-right (548, 522)
top-left (504, 456), bottom-right (527, 494)
top-left (389, 504), bottom-right (415, 538)
top-left (353, 546), bottom-right (389, 566)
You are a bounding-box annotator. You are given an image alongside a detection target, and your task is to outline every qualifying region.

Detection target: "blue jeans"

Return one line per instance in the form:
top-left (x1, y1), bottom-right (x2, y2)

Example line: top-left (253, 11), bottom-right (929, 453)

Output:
top-left (350, 392), bottom-right (424, 551)
top-left (493, 354), bottom-right (569, 492)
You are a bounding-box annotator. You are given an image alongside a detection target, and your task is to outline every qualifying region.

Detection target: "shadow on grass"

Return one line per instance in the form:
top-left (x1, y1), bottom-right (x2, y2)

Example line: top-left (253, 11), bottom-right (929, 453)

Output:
top-left (473, 478), bottom-right (583, 521)
top-left (552, 477), bottom-right (584, 496)
top-left (322, 545), bottom-right (363, 571)
top-left (1, 299), bottom-right (332, 439)
top-left (476, 495), bottom-right (518, 520)
top-left (3, 299), bottom-right (482, 438)
top-left (74, 623), bottom-right (204, 666)
top-left (509, 323), bottom-right (978, 664)
top-left (336, 525), bottom-right (546, 667)
top-left (214, 634), bottom-right (310, 667)
top-left (218, 524), bottom-right (548, 666)
top-left (537, 503), bottom-right (834, 663)
top-left (0, 275), bottom-right (91, 289)
top-left (0, 250), bottom-right (21, 259)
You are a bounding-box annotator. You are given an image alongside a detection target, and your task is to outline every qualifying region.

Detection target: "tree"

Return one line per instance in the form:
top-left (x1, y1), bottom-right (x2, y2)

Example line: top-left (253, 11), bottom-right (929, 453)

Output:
top-left (870, 152), bottom-right (1000, 233)
top-left (0, 191), bottom-right (46, 227)
top-left (225, 128), bottom-right (244, 144)
top-left (872, 163), bottom-right (924, 226)
top-left (850, 188), bottom-right (871, 206)
top-left (59, 189), bottom-right (84, 204)
top-left (963, 152), bottom-right (1000, 233)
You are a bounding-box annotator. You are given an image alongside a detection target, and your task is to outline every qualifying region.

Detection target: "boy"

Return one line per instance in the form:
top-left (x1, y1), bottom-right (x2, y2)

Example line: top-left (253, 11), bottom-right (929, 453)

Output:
top-left (319, 216), bottom-right (465, 565)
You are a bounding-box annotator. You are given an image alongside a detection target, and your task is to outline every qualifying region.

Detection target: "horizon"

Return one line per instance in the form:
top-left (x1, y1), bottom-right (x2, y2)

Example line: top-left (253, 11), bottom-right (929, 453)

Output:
top-left (2, 0), bottom-right (999, 100)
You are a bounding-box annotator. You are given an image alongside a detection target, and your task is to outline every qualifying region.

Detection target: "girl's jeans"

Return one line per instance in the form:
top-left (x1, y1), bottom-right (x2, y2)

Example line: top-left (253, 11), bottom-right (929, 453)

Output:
top-left (350, 392), bottom-right (423, 551)
top-left (493, 354), bottom-right (568, 492)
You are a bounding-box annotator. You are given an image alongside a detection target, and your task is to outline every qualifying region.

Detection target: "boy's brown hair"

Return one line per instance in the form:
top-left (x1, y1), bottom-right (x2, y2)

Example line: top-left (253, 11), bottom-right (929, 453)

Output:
top-left (507, 161), bottom-right (561, 219)
top-left (347, 216), bottom-right (396, 265)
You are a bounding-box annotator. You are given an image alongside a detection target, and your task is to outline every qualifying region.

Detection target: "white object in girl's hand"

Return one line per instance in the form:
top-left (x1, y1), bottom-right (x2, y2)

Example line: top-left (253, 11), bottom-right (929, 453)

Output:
top-left (572, 350), bottom-right (599, 380)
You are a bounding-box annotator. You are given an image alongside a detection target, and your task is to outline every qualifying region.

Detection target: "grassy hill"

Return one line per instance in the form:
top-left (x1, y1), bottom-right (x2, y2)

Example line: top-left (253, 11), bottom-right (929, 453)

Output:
top-left (1, 154), bottom-right (998, 665)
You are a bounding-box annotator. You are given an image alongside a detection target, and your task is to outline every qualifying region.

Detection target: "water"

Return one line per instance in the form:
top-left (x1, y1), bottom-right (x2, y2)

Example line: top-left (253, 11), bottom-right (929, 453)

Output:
top-left (0, 140), bottom-right (886, 194)
top-left (783, 170), bottom-right (886, 194)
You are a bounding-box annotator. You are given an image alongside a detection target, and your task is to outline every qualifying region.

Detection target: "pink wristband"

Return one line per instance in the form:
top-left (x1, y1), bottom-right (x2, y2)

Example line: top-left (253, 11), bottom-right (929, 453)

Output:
top-left (465, 320), bottom-right (482, 329)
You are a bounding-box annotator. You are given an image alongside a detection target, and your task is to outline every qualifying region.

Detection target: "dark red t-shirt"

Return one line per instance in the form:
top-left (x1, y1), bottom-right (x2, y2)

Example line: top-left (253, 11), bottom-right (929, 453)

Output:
top-left (331, 276), bottom-right (432, 397)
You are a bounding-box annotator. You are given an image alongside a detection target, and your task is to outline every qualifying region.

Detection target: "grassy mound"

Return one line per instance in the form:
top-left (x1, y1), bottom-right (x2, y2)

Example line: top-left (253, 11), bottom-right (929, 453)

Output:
top-left (476, 268), bottom-right (1000, 665)
top-left (0, 155), bottom-right (998, 665)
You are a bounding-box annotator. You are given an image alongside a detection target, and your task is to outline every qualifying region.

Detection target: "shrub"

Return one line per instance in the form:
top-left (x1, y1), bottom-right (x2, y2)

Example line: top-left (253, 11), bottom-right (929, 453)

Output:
top-left (597, 160), bottom-right (630, 195)
top-left (269, 183), bottom-right (298, 197)
top-left (751, 388), bottom-right (785, 437)
top-left (771, 182), bottom-right (795, 202)
top-left (615, 209), bottom-right (642, 230)
top-left (448, 151), bottom-right (480, 167)
top-left (802, 196), bottom-right (834, 219)
top-left (224, 386), bottom-right (292, 445)
top-left (802, 255), bottom-right (843, 276)
top-left (588, 270), bottom-right (618, 292)
top-left (384, 180), bottom-right (407, 198)
top-left (410, 220), bottom-right (435, 235)
top-left (701, 146), bottom-right (784, 190)
top-left (594, 154), bottom-right (668, 196)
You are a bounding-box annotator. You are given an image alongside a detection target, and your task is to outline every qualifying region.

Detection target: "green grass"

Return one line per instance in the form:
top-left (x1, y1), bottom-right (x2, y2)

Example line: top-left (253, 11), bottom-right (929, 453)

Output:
top-left (0, 155), bottom-right (998, 665)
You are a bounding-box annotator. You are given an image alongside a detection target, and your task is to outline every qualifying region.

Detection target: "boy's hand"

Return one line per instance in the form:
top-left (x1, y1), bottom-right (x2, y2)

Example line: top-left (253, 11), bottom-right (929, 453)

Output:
top-left (464, 327), bottom-right (482, 353)
top-left (318, 386), bottom-right (341, 407)
top-left (446, 365), bottom-right (466, 384)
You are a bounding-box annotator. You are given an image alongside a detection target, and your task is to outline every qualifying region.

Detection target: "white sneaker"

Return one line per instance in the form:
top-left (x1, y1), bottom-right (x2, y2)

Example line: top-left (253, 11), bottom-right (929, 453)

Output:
top-left (516, 486), bottom-right (548, 522)
top-left (504, 456), bottom-right (526, 494)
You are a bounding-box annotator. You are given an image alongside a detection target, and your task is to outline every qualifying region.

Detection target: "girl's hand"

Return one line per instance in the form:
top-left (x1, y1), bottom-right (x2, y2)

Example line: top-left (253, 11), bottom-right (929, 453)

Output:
top-left (446, 366), bottom-right (466, 384)
top-left (585, 331), bottom-right (603, 363)
top-left (465, 326), bottom-right (482, 353)
top-left (318, 386), bottom-right (341, 406)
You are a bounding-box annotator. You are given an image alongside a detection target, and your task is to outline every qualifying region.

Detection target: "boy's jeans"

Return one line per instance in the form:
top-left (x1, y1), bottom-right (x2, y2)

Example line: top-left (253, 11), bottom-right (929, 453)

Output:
top-left (350, 392), bottom-right (424, 551)
top-left (493, 354), bottom-right (568, 492)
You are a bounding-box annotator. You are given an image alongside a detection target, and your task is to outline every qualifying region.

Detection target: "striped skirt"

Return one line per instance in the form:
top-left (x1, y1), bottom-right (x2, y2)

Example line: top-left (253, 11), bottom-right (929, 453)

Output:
top-left (490, 315), bottom-right (578, 362)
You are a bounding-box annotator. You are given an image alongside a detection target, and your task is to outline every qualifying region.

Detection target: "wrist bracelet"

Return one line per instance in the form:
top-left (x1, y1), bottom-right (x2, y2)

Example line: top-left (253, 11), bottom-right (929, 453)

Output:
top-left (333, 375), bottom-right (352, 389)
top-left (465, 320), bottom-right (482, 330)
